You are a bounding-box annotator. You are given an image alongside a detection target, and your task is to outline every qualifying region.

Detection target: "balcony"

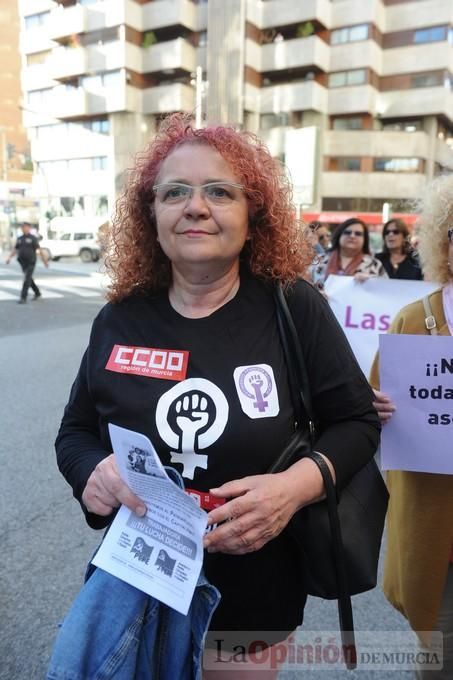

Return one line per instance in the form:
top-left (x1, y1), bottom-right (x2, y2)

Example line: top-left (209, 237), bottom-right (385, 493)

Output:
top-left (260, 36), bottom-right (329, 73)
top-left (329, 41), bottom-right (382, 75)
top-left (142, 83), bottom-right (195, 114)
top-left (328, 85), bottom-right (377, 115)
top-left (48, 1), bottom-right (139, 40)
top-left (330, 0), bottom-right (384, 29)
top-left (47, 4), bottom-right (87, 41)
top-left (322, 171), bottom-right (426, 200)
top-left (377, 87), bottom-right (453, 119)
top-left (256, 0), bottom-right (331, 30)
top-left (324, 130), bottom-right (430, 159)
top-left (247, 81), bottom-right (327, 114)
top-left (381, 43), bottom-right (451, 77)
top-left (47, 42), bottom-right (133, 81)
top-left (384, 0), bottom-right (451, 31)
top-left (142, 38), bottom-right (196, 74)
top-left (48, 84), bottom-right (127, 119)
top-left (22, 63), bottom-right (55, 91)
top-left (142, 0), bottom-right (198, 31)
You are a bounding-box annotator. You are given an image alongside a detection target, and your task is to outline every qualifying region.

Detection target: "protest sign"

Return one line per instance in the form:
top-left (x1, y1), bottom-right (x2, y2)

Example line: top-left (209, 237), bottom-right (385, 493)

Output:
top-left (380, 334), bottom-right (453, 474)
top-left (324, 276), bottom-right (438, 376)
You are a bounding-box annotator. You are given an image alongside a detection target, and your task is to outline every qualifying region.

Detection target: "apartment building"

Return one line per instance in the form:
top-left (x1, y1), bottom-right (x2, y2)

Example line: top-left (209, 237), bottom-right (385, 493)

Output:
top-left (0, 0), bottom-right (34, 245)
top-left (18, 0), bottom-right (453, 229)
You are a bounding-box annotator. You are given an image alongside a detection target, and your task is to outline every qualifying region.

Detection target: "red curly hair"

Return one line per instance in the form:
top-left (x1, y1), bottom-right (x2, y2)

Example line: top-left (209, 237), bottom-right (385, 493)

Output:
top-left (105, 113), bottom-right (312, 301)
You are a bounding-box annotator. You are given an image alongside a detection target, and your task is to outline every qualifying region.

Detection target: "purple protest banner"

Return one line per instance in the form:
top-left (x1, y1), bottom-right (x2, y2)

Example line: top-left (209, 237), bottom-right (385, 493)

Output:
top-left (380, 334), bottom-right (453, 474)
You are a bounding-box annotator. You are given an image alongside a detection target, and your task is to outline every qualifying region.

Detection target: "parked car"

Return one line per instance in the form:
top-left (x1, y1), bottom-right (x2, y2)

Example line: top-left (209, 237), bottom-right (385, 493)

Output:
top-left (39, 231), bottom-right (101, 263)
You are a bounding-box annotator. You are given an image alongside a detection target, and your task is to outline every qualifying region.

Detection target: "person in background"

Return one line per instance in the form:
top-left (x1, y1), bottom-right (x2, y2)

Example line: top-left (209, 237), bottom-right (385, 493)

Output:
top-left (52, 114), bottom-right (380, 679)
top-left (5, 222), bottom-right (49, 303)
top-left (375, 218), bottom-right (423, 280)
top-left (371, 173), bottom-right (453, 680)
top-left (310, 217), bottom-right (386, 290)
top-left (308, 221), bottom-right (331, 256)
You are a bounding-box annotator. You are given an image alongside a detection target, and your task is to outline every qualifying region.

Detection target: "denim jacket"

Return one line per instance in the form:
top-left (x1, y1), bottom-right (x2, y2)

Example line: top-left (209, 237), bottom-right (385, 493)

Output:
top-left (47, 469), bottom-right (220, 680)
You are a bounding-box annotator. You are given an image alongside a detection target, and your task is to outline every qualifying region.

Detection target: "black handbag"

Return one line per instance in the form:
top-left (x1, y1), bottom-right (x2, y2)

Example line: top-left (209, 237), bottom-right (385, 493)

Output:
top-left (269, 284), bottom-right (389, 670)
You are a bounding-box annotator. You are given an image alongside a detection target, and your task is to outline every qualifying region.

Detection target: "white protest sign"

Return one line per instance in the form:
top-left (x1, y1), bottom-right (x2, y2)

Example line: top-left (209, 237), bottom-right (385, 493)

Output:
top-left (324, 276), bottom-right (439, 377)
top-left (380, 334), bottom-right (453, 474)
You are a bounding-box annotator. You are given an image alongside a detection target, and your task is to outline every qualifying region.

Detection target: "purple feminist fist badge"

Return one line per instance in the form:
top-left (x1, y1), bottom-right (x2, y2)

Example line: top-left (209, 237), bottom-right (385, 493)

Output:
top-left (234, 364), bottom-right (280, 419)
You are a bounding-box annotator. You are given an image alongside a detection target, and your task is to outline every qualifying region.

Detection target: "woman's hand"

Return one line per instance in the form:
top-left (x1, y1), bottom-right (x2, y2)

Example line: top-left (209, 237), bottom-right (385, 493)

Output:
top-left (372, 388), bottom-right (396, 423)
top-left (82, 453), bottom-right (147, 517)
top-left (202, 473), bottom-right (298, 555)
top-left (202, 453), bottom-right (331, 556)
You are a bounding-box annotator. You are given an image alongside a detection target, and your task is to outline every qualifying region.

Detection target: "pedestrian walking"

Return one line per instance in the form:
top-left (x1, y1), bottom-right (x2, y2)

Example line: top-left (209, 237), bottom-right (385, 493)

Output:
top-left (5, 222), bottom-right (49, 303)
top-left (49, 113), bottom-right (380, 679)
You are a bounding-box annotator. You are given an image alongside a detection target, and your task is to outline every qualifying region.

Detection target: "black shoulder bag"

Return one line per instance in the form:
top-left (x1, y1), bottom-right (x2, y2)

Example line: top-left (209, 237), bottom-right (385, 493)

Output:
top-left (269, 284), bottom-right (389, 670)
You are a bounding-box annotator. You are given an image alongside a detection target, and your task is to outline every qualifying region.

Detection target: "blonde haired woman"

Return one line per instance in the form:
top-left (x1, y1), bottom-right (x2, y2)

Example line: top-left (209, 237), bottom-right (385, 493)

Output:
top-left (371, 174), bottom-right (453, 679)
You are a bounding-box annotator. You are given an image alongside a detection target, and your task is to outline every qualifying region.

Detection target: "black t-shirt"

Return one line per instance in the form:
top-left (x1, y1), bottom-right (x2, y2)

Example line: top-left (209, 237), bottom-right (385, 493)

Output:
top-left (15, 233), bottom-right (40, 263)
top-left (56, 274), bottom-right (379, 633)
top-left (376, 252), bottom-right (423, 280)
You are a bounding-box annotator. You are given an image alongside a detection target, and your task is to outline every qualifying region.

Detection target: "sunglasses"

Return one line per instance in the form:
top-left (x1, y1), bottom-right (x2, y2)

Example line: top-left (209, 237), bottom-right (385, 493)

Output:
top-left (343, 229), bottom-right (364, 237)
top-left (448, 228), bottom-right (453, 243)
top-left (384, 229), bottom-right (401, 236)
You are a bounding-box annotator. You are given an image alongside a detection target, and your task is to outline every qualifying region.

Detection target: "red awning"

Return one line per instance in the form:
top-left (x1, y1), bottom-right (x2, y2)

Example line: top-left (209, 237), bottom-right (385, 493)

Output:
top-left (302, 211), bottom-right (418, 229)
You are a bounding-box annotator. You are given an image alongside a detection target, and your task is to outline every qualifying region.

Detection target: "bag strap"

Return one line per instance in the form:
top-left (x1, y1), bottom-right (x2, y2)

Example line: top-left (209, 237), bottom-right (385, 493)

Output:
top-left (274, 282), bottom-right (357, 670)
top-left (422, 295), bottom-right (438, 335)
top-left (274, 283), bottom-right (316, 444)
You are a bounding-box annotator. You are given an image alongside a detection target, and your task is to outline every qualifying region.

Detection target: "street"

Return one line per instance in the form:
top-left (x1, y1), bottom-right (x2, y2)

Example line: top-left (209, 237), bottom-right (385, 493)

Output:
top-left (0, 260), bottom-right (413, 679)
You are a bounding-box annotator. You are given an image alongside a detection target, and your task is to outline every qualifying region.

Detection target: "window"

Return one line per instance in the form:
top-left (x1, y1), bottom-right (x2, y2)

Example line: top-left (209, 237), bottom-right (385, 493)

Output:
top-left (382, 120), bottom-right (422, 132)
top-left (260, 112), bottom-right (290, 130)
top-left (337, 157), bottom-right (361, 171)
top-left (27, 88), bottom-right (53, 110)
top-left (26, 51), bottom-right (51, 67)
top-left (332, 116), bottom-right (364, 130)
top-left (329, 69), bottom-right (366, 87)
top-left (373, 158), bottom-right (420, 172)
top-left (24, 12), bottom-right (49, 30)
top-left (411, 73), bottom-right (443, 88)
top-left (82, 71), bottom-right (121, 92)
top-left (83, 119), bottom-right (110, 134)
top-left (331, 24), bottom-right (368, 45)
top-left (414, 26), bottom-right (447, 44)
top-left (92, 157), bottom-right (108, 171)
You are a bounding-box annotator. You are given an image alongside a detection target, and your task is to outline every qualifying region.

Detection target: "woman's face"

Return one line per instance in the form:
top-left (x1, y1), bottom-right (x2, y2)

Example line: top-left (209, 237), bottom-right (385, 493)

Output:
top-left (153, 143), bottom-right (249, 273)
top-left (338, 222), bottom-right (365, 257)
top-left (383, 222), bottom-right (405, 252)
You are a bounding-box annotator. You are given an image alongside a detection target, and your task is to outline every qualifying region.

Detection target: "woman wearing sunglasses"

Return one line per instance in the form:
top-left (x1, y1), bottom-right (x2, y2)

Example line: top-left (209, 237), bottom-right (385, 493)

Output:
top-left (371, 174), bottom-right (453, 680)
top-left (375, 218), bottom-right (423, 280)
top-left (49, 114), bottom-right (380, 679)
top-left (310, 217), bottom-right (386, 290)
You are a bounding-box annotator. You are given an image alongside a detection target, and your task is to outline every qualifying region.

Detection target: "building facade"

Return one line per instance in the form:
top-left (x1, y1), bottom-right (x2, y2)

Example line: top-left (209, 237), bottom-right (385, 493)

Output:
top-left (18, 0), bottom-right (453, 229)
top-left (0, 0), bottom-right (34, 247)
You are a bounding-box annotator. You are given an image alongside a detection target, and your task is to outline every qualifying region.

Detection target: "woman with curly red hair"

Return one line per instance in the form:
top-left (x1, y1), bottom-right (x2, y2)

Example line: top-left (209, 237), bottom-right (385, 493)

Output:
top-left (53, 114), bottom-right (379, 679)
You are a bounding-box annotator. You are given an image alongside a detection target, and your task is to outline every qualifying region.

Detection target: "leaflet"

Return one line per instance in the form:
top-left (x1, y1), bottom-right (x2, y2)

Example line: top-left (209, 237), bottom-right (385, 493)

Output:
top-left (92, 423), bottom-right (208, 615)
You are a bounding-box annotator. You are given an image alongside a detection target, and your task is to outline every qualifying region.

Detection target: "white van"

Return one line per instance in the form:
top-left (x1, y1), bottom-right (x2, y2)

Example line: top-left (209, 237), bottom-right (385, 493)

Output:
top-left (39, 216), bottom-right (106, 262)
top-left (39, 231), bottom-right (101, 263)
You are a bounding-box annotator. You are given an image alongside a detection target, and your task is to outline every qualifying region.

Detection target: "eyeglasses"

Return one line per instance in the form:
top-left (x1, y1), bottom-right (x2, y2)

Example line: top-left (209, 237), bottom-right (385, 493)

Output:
top-left (152, 181), bottom-right (245, 206)
top-left (343, 229), bottom-right (364, 237)
top-left (448, 228), bottom-right (453, 243)
top-left (384, 229), bottom-right (401, 236)
top-left (318, 234), bottom-right (330, 241)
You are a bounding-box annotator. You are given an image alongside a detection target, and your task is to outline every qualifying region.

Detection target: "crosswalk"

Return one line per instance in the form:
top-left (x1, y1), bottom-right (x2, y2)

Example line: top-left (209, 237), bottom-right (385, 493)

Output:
top-left (0, 274), bottom-right (107, 302)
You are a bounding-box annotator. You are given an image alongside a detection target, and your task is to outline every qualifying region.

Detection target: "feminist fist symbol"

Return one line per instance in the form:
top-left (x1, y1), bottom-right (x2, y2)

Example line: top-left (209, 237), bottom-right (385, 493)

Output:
top-left (170, 393), bottom-right (209, 478)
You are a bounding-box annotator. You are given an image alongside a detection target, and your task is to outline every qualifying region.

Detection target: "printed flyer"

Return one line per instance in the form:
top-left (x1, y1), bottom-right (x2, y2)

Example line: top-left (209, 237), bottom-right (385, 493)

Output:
top-left (92, 423), bottom-right (208, 615)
